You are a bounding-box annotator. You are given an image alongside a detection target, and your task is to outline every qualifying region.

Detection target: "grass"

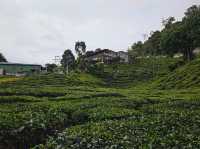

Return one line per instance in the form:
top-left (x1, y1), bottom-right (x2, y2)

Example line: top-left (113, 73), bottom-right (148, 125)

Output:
top-left (153, 58), bottom-right (200, 89)
top-left (0, 76), bottom-right (21, 84)
top-left (0, 57), bottom-right (200, 148)
top-left (99, 57), bottom-right (178, 87)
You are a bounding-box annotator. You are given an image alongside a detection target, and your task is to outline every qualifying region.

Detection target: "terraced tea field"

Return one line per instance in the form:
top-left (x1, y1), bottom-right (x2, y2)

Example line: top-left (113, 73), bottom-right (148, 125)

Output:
top-left (1, 58), bottom-right (200, 149)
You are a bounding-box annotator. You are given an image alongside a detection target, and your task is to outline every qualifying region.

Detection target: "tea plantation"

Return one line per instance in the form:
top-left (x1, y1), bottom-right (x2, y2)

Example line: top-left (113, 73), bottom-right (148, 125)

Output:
top-left (1, 58), bottom-right (200, 149)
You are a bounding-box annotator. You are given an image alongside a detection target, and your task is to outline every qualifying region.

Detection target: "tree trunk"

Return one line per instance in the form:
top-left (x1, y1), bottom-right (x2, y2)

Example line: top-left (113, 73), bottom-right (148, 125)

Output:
top-left (66, 64), bottom-right (69, 75)
top-left (183, 49), bottom-right (187, 61)
top-left (183, 48), bottom-right (194, 61)
top-left (188, 48), bottom-right (194, 61)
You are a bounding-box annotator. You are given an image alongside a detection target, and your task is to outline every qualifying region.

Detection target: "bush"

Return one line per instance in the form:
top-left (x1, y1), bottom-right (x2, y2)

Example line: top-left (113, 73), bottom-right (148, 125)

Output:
top-left (168, 60), bottom-right (185, 71)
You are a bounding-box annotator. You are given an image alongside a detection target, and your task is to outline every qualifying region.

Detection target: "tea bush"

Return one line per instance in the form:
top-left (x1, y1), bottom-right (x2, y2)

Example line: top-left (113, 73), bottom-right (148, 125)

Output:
top-left (0, 58), bottom-right (200, 148)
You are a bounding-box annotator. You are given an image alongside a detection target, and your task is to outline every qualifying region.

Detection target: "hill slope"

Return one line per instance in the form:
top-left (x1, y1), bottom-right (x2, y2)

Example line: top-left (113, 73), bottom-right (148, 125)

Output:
top-left (1, 58), bottom-right (200, 148)
top-left (153, 58), bottom-right (200, 89)
top-left (98, 57), bottom-right (178, 87)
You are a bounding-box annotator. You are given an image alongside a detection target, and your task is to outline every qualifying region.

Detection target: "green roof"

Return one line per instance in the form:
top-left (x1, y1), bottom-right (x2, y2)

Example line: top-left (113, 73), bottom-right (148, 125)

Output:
top-left (0, 62), bottom-right (41, 67)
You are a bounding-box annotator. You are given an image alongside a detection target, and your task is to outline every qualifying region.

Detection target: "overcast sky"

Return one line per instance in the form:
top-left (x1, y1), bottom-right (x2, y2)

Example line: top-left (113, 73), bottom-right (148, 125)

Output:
top-left (0, 0), bottom-right (199, 65)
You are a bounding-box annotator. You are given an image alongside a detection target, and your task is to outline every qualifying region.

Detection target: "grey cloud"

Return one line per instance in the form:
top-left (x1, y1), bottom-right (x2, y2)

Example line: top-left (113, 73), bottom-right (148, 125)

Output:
top-left (0, 0), bottom-right (199, 65)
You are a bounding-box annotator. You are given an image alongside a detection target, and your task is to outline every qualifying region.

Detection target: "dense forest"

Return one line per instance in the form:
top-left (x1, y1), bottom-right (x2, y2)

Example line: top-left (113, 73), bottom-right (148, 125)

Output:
top-left (129, 5), bottom-right (200, 61)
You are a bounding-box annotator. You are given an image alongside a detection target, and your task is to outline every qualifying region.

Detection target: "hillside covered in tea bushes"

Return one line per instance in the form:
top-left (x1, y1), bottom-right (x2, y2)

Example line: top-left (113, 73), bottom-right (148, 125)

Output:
top-left (1, 57), bottom-right (200, 148)
top-left (153, 57), bottom-right (200, 89)
top-left (95, 57), bottom-right (178, 87)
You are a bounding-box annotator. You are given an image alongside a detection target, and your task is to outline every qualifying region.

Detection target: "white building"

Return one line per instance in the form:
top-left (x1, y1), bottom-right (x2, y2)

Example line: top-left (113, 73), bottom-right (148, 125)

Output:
top-left (85, 49), bottom-right (129, 64)
top-left (117, 51), bottom-right (129, 63)
top-left (0, 68), bottom-right (4, 75)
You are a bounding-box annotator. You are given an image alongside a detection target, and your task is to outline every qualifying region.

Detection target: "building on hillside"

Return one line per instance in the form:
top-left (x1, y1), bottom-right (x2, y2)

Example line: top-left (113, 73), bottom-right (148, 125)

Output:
top-left (85, 49), bottom-right (129, 64)
top-left (0, 68), bottom-right (5, 75)
top-left (117, 51), bottom-right (129, 63)
top-left (0, 62), bottom-right (42, 76)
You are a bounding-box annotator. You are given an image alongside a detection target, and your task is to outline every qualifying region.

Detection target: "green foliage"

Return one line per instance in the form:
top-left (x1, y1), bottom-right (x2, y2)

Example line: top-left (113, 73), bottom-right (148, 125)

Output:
top-left (0, 52), bottom-right (7, 62)
top-left (1, 56), bottom-right (200, 149)
top-left (143, 31), bottom-right (162, 55)
top-left (87, 63), bottom-right (104, 76)
top-left (45, 63), bottom-right (57, 73)
top-left (75, 41), bottom-right (86, 57)
top-left (128, 41), bottom-right (144, 60)
top-left (75, 41), bottom-right (88, 72)
top-left (39, 110), bottom-right (200, 148)
top-left (153, 58), bottom-right (200, 89)
top-left (160, 21), bottom-right (184, 57)
top-left (129, 5), bottom-right (200, 61)
top-left (1, 5), bottom-right (200, 149)
top-left (33, 87), bottom-right (200, 149)
top-left (100, 57), bottom-right (177, 87)
top-left (61, 49), bottom-right (75, 74)
top-left (162, 16), bottom-right (176, 28)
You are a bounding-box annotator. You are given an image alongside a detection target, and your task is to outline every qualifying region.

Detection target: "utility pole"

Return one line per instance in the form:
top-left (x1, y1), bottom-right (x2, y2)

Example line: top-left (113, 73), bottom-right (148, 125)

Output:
top-left (52, 56), bottom-right (62, 74)
top-left (52, 56), bottom-right (61, 66)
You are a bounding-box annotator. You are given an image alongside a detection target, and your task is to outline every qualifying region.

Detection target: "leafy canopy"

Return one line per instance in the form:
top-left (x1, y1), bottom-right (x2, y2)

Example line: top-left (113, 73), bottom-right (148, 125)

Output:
top-left (0, 53), bottom-right (7, 62)
top-left (61, 49), bottom-right (75, 73)
top-left (129, 5), bottom-right (200, 61)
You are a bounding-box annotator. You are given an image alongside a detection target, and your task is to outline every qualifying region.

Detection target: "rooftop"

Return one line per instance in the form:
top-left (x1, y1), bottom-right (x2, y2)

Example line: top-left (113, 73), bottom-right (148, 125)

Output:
top-left (0, 62), bottom-right (42, 66)
top-left (85, 49), bottom-right (121, 58)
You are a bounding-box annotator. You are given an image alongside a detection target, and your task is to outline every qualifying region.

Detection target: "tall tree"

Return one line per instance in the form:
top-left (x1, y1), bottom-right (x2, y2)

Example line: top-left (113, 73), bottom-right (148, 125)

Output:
top-left (75, 41), bottom-right (86, 57)
top-left (128, 41), bottom-right (143, 63)
top-left (160, 5), bottom-right (200, 60)
top-left (162, 17), bottom-right (176, 28)
top-left (160, 21), bottom-right (185, 57)
top-left (143, 31), bottom-right (162, 55)
top-left (129, 41), bottom-right (143, 56)
top-left (45, 63), bottom-right (57, 73)
top-left (182, 5), bottom-right (200, 60)
top-left (0, 53), bottom-right (7, 62)
top-left (61, 49), bottom-right (75, 74)
top-left (129, 31), bottom-right (162, 59)
top-left (75, 41), bottom-right (87, 71)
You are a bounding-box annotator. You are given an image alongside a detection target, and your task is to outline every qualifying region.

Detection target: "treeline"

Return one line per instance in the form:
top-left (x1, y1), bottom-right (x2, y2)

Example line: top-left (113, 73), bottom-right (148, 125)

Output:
top-left (46, 42), bottom-right (111, 75)
top-left (129, 5), bottom-right (200, 61)
top-left (46, 41), bottom-right (90, 74)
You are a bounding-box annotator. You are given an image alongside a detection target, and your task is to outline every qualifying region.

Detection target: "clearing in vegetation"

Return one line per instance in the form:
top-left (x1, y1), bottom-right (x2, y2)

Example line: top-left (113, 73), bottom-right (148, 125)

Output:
top-left (1, 57), bottom-right (200, 149)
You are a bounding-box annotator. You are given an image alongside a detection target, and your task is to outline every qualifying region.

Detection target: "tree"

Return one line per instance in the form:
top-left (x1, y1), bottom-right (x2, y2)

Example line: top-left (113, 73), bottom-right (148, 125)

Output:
top-left (129, 41), bottom-right (143, 56)
top-left (162, 17), bottom-right (176, 28)
top-left (160, 5), bottom-right (200, 61)
top-left (143, 31), bottom-right (162, 55)
top-left (0, 53), bottom-right (7, 62)
top-left (182, 5), bottom-right (200, 60)
top-left (128, 41), bottom-right (144, 63)
top-left (61, 49), bottom-right (75, 74)
top-left (160, 21), bottom-right (185, 57)
top-left (129, 31), bottom-right (162, 60)
top-left (45, 63), bottom-right (57, 73)
top-left (75, 41), bottom-right (86, 57)
top-left (75, 41), bottom-right (87, 71)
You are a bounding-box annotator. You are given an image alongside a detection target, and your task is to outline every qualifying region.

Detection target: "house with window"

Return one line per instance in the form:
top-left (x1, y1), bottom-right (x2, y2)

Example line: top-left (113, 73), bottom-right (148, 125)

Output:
top-left (117, 51), bottom-right (129, 63)
top-left (85, 49), bottom-right (129, 64)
